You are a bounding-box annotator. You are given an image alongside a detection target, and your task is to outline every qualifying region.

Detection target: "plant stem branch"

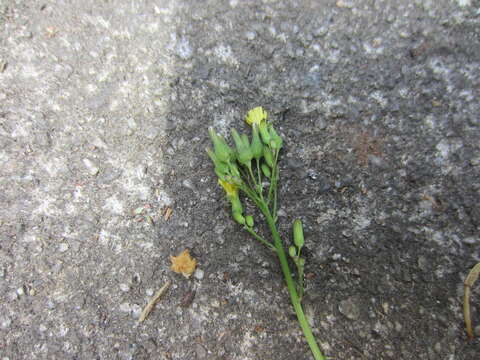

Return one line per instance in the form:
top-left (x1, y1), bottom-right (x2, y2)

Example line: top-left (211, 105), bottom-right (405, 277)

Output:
top-left (244, 226), bottom-right (276, 252)
top-left (260, 204), bottom-right (325, 360)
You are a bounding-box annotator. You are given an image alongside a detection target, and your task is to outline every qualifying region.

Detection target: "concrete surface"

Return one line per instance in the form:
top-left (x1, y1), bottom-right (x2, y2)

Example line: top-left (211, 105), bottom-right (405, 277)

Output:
top-left (1, 0), bottom-right (479, 359)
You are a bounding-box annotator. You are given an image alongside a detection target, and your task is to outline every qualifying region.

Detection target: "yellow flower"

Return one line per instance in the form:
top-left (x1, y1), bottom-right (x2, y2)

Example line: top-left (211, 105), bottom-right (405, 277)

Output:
top-left (170, 249), bottom-right (197, 278)
top-left (218, 179), bottom-right (238, 198)
top-left (245, 106), bottom-right (268, 127)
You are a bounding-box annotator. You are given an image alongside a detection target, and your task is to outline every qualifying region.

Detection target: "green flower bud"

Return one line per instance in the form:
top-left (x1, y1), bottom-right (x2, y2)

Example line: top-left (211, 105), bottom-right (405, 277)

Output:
top-left (209, 128), bottom-right (233, 163)
top-left (293, 219), bottom-right (305, 248)
top-left (215, 161), bottom-right (229, 175)
top-left (289, 246), bottom-right (297, 258)
top-left (263, 147), bottom-right (274, 168)
top-left (206, 148), bottom-right (219, 165)
top-left (241, 134), bottom-right (250, 147)
top-left (259, 122), bottom-right (271, 145)
top-left (250, 124), bottom-right (263, 160)
top-left (232, 211), bottom-right (245, 225)
top-left (231, 129), bottom-right (253, 166)
top-left (215, 167), bottom-right (226, 180)
top-left (231, 196), bottom-right (243, 214)
top-left (228, 162), bottom-right (241, 178)
top-left (298, 257), bottom-right (306, 267)
top-left (261, 163), bottom-right (271, 178)
top-left (245, 215), bottom-right (254, 227)
top-left (268, 125), bottom-right (283, 149)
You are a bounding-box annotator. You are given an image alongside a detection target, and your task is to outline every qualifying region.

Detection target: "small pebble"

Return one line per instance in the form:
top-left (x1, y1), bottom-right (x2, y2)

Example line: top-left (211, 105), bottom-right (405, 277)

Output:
top-left (16, 286), bottom-right (25, 296)
top-left (131, 304), bottom-right (142, 318)
top-left (195, 344), bottom-right (207, 359)
top-left (462, 236), bottom-right (477, 245)
top-left (338, 297), bottom-right (361, 320)
top-left (475, 325), bottom-right (480, 336)
top-left (182, 179), bottom-right (195, 191)
top-left (417, 256), bottom-right (429, 271)
top-left (82, 158), bottom-right (99, 176)
top-left (194, 269), bottom-right (204, 280)
top-left (119, 283), bottom-right (130, 292)
top-left (395, 321), bottom-right (402, 332)
top-left (119, 303), bottom-right (131, 313)
top-left (470, 156), bottom-right (480, 166)
top-left (145, 288), bottom-right (154, 297)
top-left (58, 243), bottom-right (69, 253)
top-left (1, 317), bottom-right (12, 329)
top-left (336, 0), bottom-right (353, 8)
top-left (46, 300), bottom-right (55, 309)
top-left (245, 31), bottom-right (256, 40)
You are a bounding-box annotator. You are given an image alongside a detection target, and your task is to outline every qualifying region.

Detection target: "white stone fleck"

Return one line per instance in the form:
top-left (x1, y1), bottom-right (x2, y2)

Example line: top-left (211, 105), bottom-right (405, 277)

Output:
top-left (119, 302), bottom-right (132, 313)
top-left (1, 317), bottom-right (12, 329)
top-left (214, 45), bottom-right (238, 66)
top-left (176, 37), bottom-right (193, 60)
top-left (103, 196), bottom-right (124, 215)
top-left (58, 243), bottom-right (69, 253)
top-left (370, 91), bottom-right (388, 108)
top-left (131, 304), bottom-right (142, 318)
top-left (194, 269), bottom-right (204, 280)
top-left (456, 0), bottom-right (471, 7)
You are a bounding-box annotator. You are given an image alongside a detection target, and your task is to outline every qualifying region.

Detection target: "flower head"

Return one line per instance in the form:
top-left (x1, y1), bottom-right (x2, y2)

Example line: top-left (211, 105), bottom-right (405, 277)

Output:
top-left (245, 106), bottom-right (268, 127)
top-left (170, 249), bottom-right (197, 278)
top-left (218, 179), bottom-right (238, 198)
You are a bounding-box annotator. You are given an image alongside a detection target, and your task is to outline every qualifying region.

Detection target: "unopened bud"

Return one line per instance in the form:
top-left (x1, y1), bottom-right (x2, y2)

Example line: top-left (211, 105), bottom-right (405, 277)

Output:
top-left (232, 129), bottom-right (253, 166)
top-left (259, 122), bottom-right (271, 145)
top-left (232, 211), bottom-right (245, 225)
top-left (250, 124), bottom-right (263, 160)
top-left (293, 219), bottom-right (305, 248)
top-left (261, 163), bottom-right (271, 178)
top-left (263, 147), bottom-right (274, 168)
top-left (245, 215), bottom-right (254, 227)
top-left (231, 196), bottom-right (243, 214)
top-left (289, 246), bottom-right (297, 258)
top-left (209, 128), bottom-right (233, 163)
top-left (268, 125), bottom-right (283, 149)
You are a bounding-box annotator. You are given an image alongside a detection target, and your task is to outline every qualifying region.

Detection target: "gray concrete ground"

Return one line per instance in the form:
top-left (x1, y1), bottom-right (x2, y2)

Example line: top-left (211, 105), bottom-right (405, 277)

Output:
top-left (1, 0), bottom-right (479, 359)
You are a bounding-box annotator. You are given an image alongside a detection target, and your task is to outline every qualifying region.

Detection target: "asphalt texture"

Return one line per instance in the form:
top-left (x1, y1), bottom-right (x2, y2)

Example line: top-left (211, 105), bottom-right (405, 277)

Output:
top-left (1, 0), bottom-right (480, 359)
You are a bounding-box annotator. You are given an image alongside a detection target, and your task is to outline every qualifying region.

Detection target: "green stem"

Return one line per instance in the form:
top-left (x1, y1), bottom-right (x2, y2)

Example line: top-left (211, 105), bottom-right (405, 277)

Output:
top-left (267, 148), bottom-right (280, 216)
top-left (244, 226), bottom-right (276, 252)
top-left (260, 204), bottom-right (325, 360)
top-left (272, 149), bottom-right (279, 219)
top-left (256, 158), bottom-right (263, 196)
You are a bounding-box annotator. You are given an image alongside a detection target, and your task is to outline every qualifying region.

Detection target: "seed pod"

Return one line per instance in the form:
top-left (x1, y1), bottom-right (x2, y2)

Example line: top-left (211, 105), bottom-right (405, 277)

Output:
top-left (245, 215), bottom-right (254, 227)
top-left (293, 219), bottom-right (305, 248)
top-left (232, 211), bottom-right (245, 225)
top-left (261, 163), bottom-right (271, 178)
top-left (263, 147), bottom-right (274, 168)
top-left (289, 246), bottom-right (297, 258)
top-left (250, 124), bottom-right (263, 160)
